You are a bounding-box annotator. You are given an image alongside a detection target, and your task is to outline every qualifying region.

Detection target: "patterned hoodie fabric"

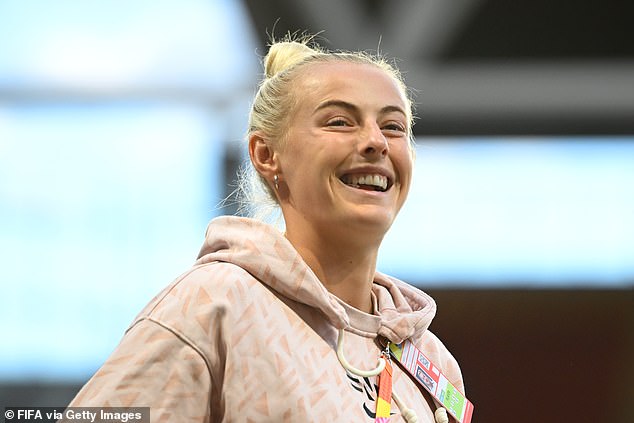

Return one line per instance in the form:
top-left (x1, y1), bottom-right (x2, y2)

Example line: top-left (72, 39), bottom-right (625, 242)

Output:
top-left (67, 216), bottom-right (465, 422)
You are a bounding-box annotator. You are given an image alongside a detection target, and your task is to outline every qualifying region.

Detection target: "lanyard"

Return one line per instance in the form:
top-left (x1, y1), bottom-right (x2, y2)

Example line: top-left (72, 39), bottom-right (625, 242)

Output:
top-left (389, 340), bottom-right (474, 423)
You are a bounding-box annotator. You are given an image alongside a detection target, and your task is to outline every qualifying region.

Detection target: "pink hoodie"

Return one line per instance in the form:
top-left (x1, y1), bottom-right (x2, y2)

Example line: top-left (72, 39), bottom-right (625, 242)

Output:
top-left (68, 216), bottom-right (465, 422)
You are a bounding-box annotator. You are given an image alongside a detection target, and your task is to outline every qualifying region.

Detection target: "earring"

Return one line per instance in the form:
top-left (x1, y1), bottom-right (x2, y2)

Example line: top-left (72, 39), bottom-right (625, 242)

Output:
top-left (273, 174), bottom-right (279, 190)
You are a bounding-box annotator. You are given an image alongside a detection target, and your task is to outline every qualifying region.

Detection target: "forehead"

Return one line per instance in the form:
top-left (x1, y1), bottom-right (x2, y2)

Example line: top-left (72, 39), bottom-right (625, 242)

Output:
top-left (293, 61), bottom-right (409, 113)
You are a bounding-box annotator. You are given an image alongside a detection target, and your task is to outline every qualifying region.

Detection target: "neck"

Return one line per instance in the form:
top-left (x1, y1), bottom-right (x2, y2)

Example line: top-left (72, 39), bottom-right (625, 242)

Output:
top-left (285, 223), bottom-right (380, 314)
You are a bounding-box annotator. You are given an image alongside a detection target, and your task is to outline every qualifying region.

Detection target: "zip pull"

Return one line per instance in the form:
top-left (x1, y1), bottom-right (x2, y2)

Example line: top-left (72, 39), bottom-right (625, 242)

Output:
top-left (377, 338), bottom-right (420, 423)
top-left (375, 342), bottom-right (393, 423)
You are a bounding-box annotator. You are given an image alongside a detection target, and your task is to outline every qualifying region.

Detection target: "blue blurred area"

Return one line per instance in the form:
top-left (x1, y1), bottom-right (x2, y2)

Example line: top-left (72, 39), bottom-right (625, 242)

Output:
top-left (0, 0), bottom-right (258, 92)
top-left (0, 104), bottom-right (223, 380)
top-left (380, 138), bottom-right (634, 286)
top-left (0, 0), bottom-right (258, 381)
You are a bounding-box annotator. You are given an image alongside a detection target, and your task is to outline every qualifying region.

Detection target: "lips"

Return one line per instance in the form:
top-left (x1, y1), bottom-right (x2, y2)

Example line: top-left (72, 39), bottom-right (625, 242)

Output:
top-left (339, 173), bottom-right (390, 192)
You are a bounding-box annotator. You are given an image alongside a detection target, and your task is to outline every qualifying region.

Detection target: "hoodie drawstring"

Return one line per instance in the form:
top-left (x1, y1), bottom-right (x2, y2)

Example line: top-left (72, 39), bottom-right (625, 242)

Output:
top-left (336, 329), bottom-right (448, 423)
top-left (336, 329), bottom-right (386, 377)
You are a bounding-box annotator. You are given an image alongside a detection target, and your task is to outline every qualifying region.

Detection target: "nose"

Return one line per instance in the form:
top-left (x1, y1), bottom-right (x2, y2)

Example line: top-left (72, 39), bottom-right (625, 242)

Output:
top-left (359, 122), bottom-right (388, 159)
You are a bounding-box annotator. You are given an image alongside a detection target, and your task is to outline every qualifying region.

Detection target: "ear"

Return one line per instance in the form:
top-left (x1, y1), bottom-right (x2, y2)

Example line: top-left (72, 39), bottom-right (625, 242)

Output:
top-left (248, 131), bottom-right (280, 182)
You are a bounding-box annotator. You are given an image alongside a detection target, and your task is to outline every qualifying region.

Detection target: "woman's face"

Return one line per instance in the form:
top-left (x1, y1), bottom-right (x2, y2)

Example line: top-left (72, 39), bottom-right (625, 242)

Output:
top-left (277, 61), bottom-right (413, 243)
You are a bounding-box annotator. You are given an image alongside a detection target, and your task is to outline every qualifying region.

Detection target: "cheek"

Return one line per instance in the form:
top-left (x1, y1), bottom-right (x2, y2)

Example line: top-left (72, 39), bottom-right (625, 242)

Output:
top-left (393, 146), bottom-right (414, 185)
top-left (282, 146), bottom-right (333, 192)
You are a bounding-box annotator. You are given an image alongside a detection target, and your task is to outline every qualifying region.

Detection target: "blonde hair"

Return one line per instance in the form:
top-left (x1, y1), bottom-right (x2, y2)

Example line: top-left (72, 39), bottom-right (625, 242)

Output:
top-left (237, 35), bottom-right (415, 221)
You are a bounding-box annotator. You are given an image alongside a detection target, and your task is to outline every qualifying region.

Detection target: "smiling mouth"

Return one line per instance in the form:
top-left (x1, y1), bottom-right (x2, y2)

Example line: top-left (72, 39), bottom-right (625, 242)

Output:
top-left (339, 174), bottom-right (389, 192)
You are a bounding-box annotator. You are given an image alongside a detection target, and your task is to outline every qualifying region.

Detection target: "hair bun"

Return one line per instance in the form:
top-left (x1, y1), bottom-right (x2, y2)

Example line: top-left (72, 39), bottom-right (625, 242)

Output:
top-left (264, 41), bottom-right (319, 78)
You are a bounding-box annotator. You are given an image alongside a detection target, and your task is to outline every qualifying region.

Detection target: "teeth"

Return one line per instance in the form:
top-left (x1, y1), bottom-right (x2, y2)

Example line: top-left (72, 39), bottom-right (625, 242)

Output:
top-left (342, 174), bottom-right (388, 191)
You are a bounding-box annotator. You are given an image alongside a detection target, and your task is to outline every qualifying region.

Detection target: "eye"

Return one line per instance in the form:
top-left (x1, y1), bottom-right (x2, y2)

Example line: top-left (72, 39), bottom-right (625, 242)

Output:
top-left (326, 118), bottom-right (352, 127)
top-left (382, 122), bottom-right (406, 133)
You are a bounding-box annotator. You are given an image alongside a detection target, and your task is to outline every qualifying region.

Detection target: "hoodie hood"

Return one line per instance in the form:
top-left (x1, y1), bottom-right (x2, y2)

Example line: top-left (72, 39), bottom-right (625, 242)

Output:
top-left (195, 216), bottom-right (436, 344)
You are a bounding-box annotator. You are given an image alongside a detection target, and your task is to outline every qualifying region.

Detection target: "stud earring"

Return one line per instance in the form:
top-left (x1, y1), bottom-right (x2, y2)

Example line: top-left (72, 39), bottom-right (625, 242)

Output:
top-left (273, 174), bottom-right (279, 190)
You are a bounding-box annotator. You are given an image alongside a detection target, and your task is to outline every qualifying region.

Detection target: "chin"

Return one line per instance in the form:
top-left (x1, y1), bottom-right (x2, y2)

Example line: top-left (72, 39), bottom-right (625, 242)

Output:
top-left (345, 211), bottom-right (396, 234)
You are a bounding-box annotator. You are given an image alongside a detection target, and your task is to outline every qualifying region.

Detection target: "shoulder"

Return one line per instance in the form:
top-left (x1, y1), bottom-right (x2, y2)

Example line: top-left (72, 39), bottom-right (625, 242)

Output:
top-left (129, 261), bottom-right (272, 345)
top-left (141, 261), bottom-right (261, 313)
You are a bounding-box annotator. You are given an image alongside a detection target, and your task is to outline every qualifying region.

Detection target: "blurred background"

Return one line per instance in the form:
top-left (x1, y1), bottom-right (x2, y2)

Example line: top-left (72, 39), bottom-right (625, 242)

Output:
top-left (0, 0), bottom-right (632, 421)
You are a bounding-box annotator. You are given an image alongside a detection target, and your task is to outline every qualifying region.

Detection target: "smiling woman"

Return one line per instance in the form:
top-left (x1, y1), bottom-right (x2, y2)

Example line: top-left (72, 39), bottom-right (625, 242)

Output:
top-left (249, 59), bottom-right (414, 313)
top-left (64, 36), bottom-right (471, 423)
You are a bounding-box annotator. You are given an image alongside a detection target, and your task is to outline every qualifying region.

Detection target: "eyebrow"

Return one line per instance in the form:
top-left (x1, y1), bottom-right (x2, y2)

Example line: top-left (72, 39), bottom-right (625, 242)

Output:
top-left (314, 100), bottom-right (407, 118)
